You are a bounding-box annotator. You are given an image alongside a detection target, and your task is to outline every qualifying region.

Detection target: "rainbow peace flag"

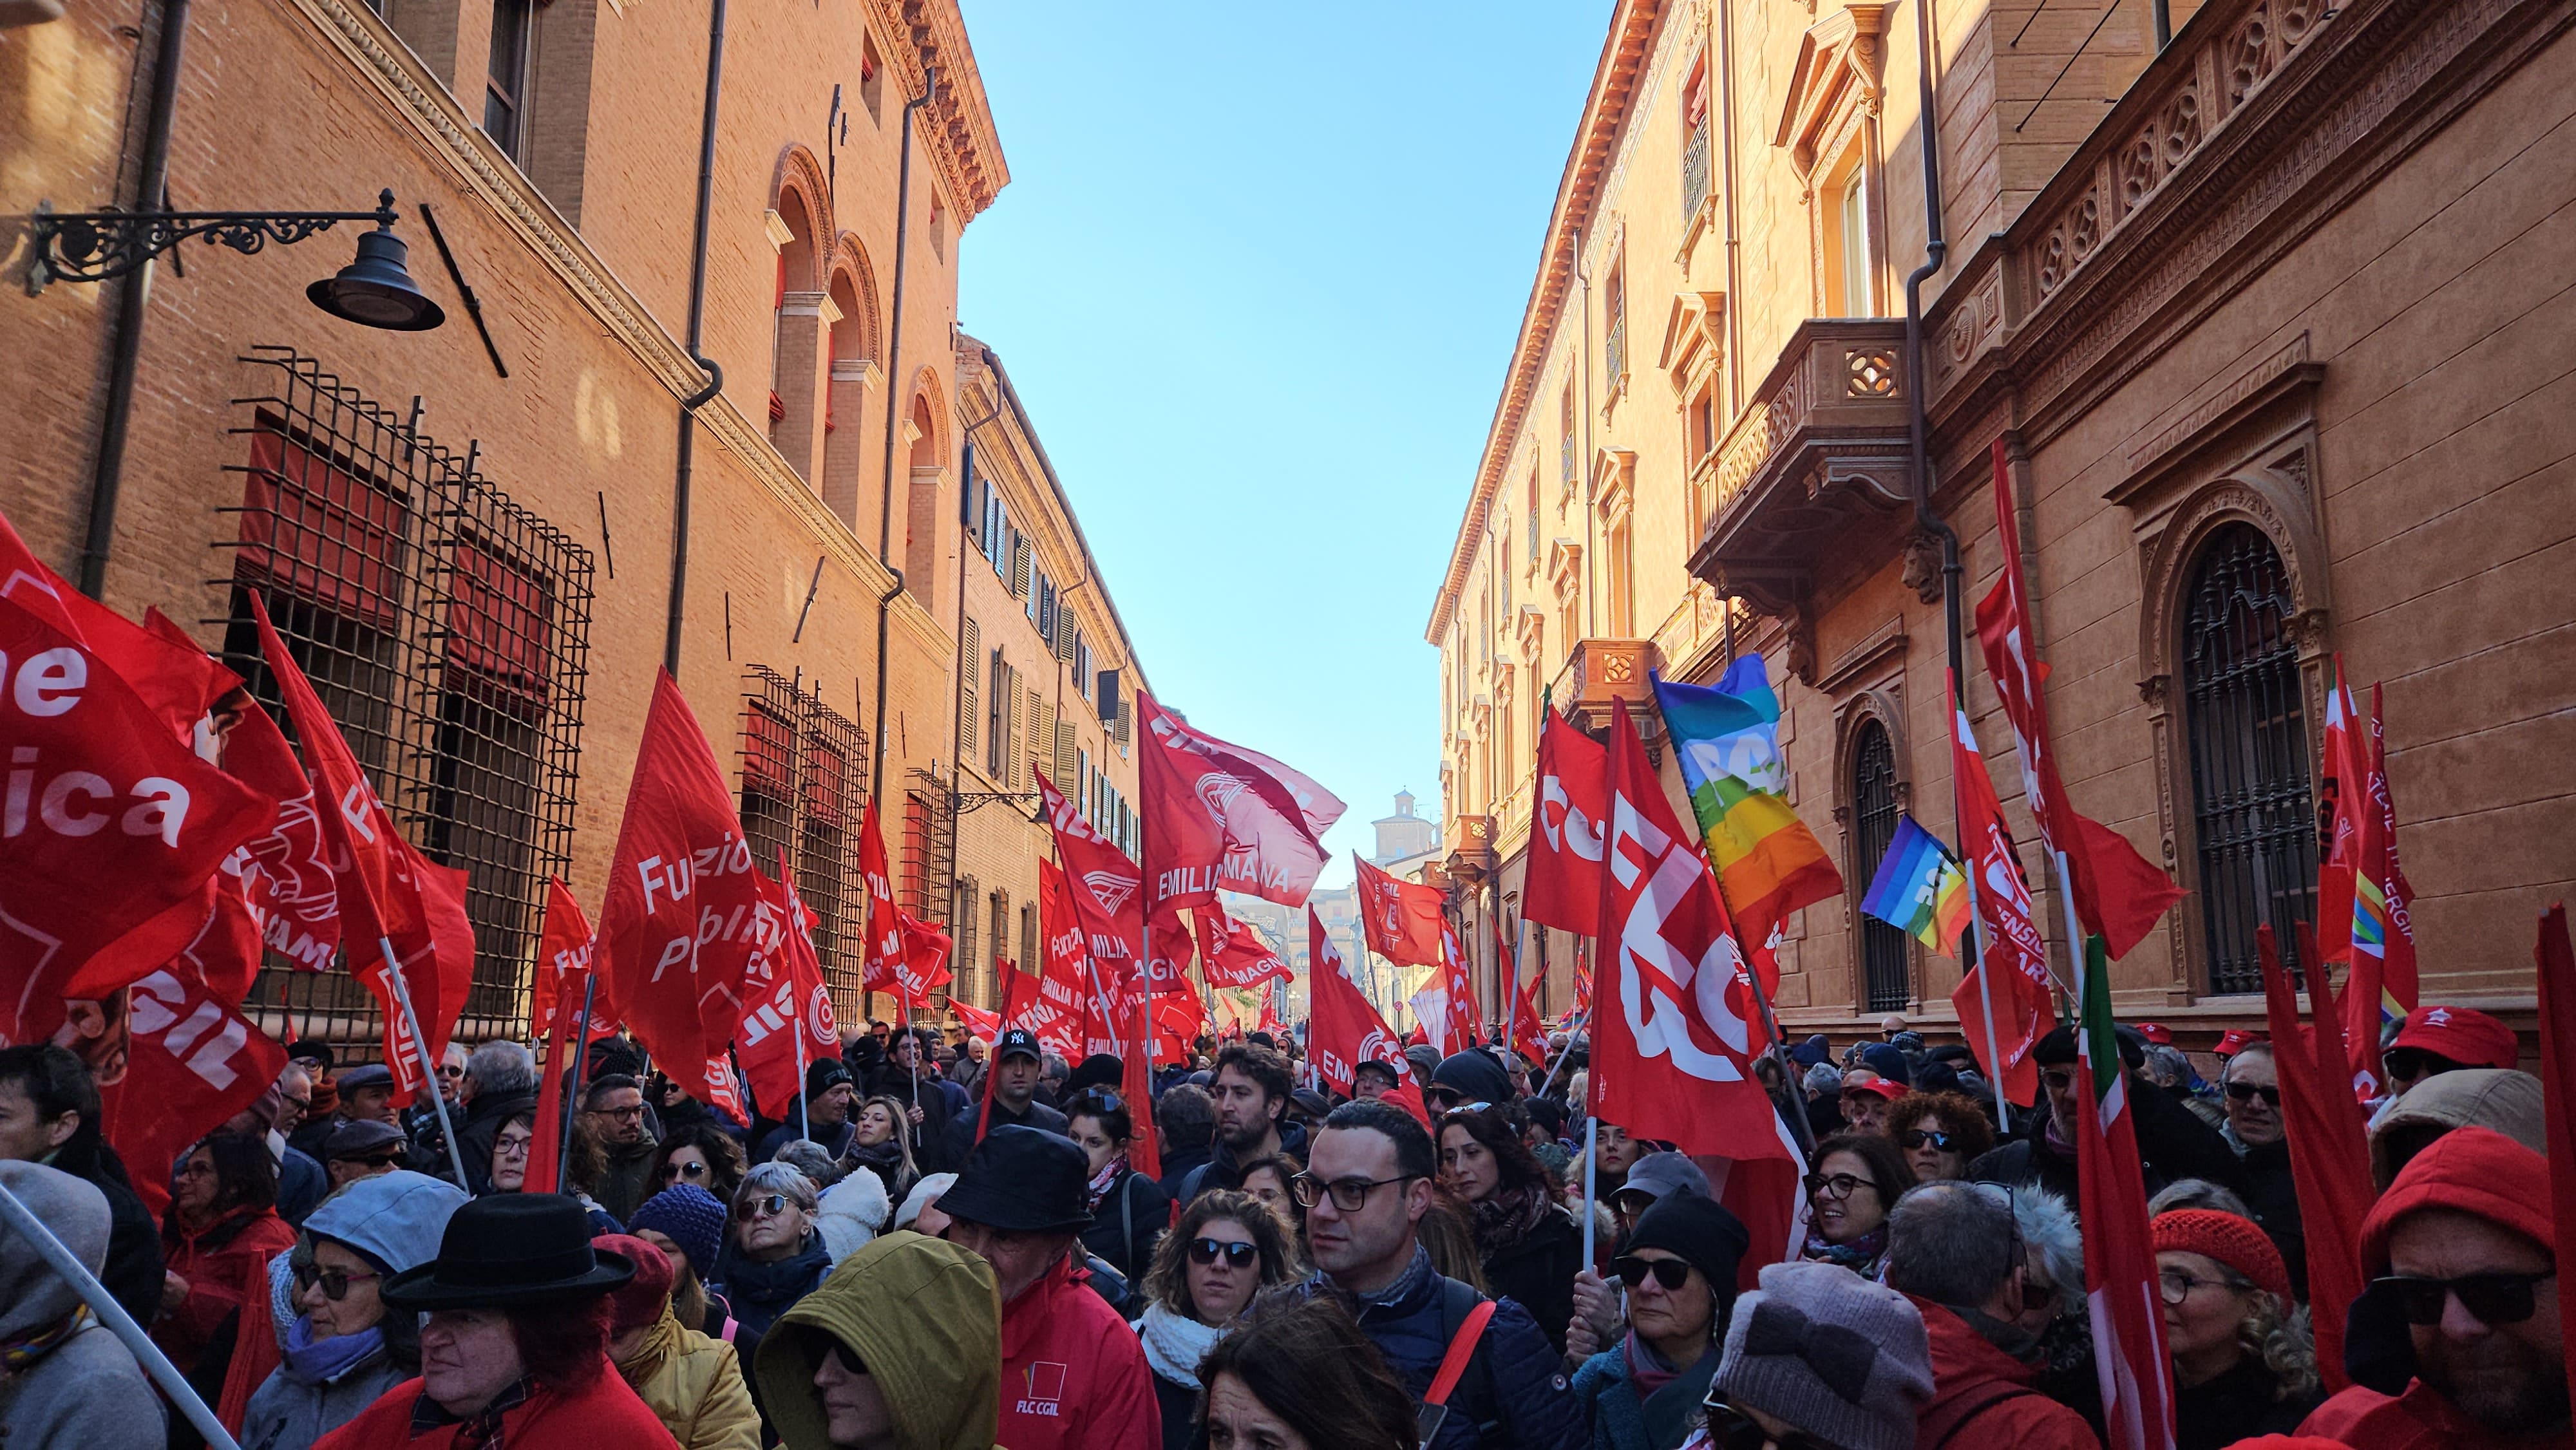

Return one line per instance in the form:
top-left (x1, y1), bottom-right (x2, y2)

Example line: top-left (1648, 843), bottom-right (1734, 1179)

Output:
top-left (1859, 814), bottom-right (1972, 955)
top-left (1653, 661), bottom-right (1845, 945)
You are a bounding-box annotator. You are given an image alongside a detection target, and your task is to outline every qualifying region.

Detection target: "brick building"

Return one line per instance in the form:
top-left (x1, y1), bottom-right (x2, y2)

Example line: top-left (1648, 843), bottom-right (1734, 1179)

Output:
top-left (1432, 0), bottom-right (2573, 1047)
top-left (0, 0), bottom-right (1139, 1045)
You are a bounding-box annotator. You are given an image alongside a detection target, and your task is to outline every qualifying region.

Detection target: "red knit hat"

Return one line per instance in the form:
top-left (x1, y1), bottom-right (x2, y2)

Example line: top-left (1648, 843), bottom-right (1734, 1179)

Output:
top-left (2360, 1125), bottom-right (2553, 1276)
top-left (2152, 1209), bottom-right (2291, 1303)
top-left (2389, 1004), bottom-right (2519, 1071)
top-left (594, 1232), bottom-right (675, 1335)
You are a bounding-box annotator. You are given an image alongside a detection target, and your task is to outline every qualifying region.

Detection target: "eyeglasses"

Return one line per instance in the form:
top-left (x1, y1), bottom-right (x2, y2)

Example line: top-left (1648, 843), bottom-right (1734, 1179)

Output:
top-left (589, 1104), bottom-right (645, 1120)
top-left (1611, 1256), bottom-right (1693, 1292)
top-left (1188, 1237), bottom-right (1260, 1270)
top-left (2376, 1272), bottom-right (2553, 1326)
top-left (1702, 1403), bottom-right (1832, 1450)
top-left (495, 1136), bottom-right (531, 1158)
top-left (1289, 1172), bottom-right (1416, 1212)
top-left (1801, 1172), bottom-right (1873, 1202)
top-left (828, 1339), bottom-right (867, 1375)
top-left (1897, 1129), bottom-right (1958, 1152)
top-left (346, 1153), bottom-right (403, 1171)
top-left (735, 1194), bottom-right (795, 1222)
top-left (663, 1160), bottom-right (711, 1182)
top-left (294, 1263), bottom-right (381, 1301)
top-left (2223, 1080), bottom-right (2282, 1107)
top-left (2159, 1267), bottom-right (2245, 1306)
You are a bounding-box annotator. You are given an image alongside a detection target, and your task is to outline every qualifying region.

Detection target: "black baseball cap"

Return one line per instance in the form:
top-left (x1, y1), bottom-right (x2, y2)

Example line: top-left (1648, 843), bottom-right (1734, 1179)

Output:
top-left (996, 1028), bottom-right (1043, 1063)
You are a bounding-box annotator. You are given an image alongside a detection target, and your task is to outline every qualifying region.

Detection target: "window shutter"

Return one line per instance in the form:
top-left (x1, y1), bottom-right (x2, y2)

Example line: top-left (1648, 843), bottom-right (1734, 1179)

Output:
top-left (1025, 686), bottom-right (1043, 789)
top-left (1056, 715), bottom-right (1075, 795)
top-left (1005, 666), bottom-right (1023, 789)
top-left (1011, 534), bottom-right (1030, 598)
top-left (1054, 604), bottom-right (1075, 662)
top-left (958, 617), bottom-right (980, 764)
top-left (1035, 698), bottom-right (1056, 795)
top-left (1097, 668), bottom-right (1121, 730)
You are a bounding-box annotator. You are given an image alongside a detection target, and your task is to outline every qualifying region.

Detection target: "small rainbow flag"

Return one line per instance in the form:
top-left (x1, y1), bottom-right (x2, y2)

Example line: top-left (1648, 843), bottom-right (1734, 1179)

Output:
top-left (1860, 814), bottom-right (1972, 955)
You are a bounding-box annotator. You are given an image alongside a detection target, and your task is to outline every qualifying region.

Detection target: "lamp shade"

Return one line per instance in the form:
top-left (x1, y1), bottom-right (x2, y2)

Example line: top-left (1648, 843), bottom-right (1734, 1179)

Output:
top-left (308, 225), bottom-right (444, 332)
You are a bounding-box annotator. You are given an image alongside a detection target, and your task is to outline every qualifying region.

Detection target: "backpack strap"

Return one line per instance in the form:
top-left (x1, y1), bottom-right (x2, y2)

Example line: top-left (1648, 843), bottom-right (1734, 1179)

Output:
top-left (1918, 1380), bottom-right (2040, 1449)
top-left (1426, 1301), bottom-right (1495, 1409)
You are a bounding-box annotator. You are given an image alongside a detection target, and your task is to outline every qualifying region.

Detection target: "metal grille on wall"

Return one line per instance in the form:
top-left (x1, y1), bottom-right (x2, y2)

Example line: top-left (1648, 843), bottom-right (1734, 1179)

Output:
top-left (2182, 524), bottom-right (2318, 994)
top-left (738, 665), bottom-right (871, 1019)
top-left (900, 768), bottom-right (957, 1014)
top-left (216, 347), bottom-right (593, 1050)
top-left (1850, 720), bottom-right (1911, 1013)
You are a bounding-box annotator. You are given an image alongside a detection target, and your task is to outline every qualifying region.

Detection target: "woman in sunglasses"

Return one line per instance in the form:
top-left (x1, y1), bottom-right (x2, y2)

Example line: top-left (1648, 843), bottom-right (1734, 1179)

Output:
top-left (2218, 1043), bottom-right (2309, 1301)
top-left (242, 1171), bottom-right (468, 1450)
top-left (2149, 1209), bottom-right (2320, 1449)
top-left (838, 1094), bottom-right (917, 1201)
top-left (715, 1162), bottom-right (834, 1434)
top-left (1797, 1134), bottom-right (1909, 1277)
top-left (1127, 1189), bottom-right (1299, 1449)
top-left (1439, 1103), bottom-right (1584, 1355)
top-left (651, 1121), bottom-right (749, 1210)
top-left (1070, 1089), bottom-right (1173, 1281)
top-left (1880, 1090), bottom-right (1994, 1185)
top-left (1570, 1191), bottom-right (1750, 1450)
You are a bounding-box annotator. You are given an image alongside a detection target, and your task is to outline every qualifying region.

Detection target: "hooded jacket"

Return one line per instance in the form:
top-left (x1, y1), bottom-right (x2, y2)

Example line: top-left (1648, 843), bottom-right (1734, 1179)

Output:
top-left (617, 1308), bottom-right (761, 1450)
top-left (0, 1162), bottom-right (165, 1449)
top-left (2299, 1127), bottom-right (2570, 1450)
top-left (755, 1230), bottom-right (1003, 1450)
top-left (1907, 1295), bottom-right (2101, 1450)
top-left (2366, 1068), bottom-right (2545, 1188)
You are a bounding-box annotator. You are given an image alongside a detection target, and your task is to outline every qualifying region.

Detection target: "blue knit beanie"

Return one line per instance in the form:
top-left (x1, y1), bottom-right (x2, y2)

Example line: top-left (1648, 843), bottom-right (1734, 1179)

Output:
top-left (629, 1182), bottom-right (726, 1276)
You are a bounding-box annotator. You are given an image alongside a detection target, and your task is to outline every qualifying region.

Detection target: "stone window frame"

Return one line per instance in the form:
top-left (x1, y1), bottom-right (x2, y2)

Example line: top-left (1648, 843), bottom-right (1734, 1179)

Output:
top-left (1826, 655), bottom-right (1913, 1016)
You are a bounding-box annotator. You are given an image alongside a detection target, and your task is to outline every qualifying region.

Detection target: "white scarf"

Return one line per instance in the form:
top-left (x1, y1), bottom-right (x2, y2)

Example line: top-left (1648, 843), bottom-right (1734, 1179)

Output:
top-left (1135, 1301), bottom-right (1227, 1388)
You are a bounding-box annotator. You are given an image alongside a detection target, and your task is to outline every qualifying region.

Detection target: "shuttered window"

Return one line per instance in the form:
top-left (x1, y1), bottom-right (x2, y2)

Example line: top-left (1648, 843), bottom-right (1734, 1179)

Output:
top-left (958, 617), bottom-right (980, 763)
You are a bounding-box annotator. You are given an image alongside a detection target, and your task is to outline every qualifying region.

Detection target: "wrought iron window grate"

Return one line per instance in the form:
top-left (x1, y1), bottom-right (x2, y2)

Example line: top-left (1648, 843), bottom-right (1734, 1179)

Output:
top-left (898, 768), bottom-right (958, 1015)
top-left (214, 346), bottom-right (593, 1050)
top-left (739, 665), bottom-right (872, 1022)
top-left (2183, 524), bottom-right (2317, 994)
top-left (1851, 720), bottom-right (1911, 1013)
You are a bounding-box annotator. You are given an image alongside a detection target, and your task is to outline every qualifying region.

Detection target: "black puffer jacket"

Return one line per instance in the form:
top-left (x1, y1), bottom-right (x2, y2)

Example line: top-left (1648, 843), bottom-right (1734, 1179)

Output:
top-left (1479, 1201), bottom-right (1584, 1357)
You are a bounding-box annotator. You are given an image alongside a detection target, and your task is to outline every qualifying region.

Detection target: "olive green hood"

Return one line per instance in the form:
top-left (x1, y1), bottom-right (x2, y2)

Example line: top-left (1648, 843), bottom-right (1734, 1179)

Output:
top-left (756, 1229), bottom-right (1002, 1450)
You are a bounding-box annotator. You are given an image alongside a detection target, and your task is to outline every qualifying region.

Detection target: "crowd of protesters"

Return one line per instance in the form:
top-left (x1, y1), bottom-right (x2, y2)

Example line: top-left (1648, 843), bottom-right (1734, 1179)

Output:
top-left (0, 993), bottom-right (2562, 1450)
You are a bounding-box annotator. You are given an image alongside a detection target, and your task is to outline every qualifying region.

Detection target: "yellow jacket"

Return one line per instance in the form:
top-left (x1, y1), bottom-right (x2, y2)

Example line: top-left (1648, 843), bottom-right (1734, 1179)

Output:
top-left (616, 1307), bottom-right (763, 1450)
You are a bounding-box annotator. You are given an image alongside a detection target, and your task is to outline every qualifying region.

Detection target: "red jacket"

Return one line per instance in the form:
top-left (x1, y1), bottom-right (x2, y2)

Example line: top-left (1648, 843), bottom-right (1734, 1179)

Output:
top-left (1906, 1295), bottom-right (2101, 1450)
top-left (2302, 1380), bottom-right (2574, 1450)
top-left (997, 1255), bottom-right (1158, 1450)
top-left (154, 1207), bottom-right (296, 1377)
top-left (312, 1368), bottom-right (681, 1449)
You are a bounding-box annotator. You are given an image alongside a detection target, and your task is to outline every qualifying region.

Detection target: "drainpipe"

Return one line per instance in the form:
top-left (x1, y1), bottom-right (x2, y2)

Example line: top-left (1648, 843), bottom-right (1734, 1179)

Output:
top-left (1575, 227), bottom-right (1595, 642)
top-left (870, 68), bottom-right (933, 804)
top-left (665, 0), bottom-right (729, 676)
top-left (77, 0), bottom-right (189, 599)
top-left (1716, 0), bottom-right (1744, 416)
top-left (1902, 0), bottom-right (1958, 701)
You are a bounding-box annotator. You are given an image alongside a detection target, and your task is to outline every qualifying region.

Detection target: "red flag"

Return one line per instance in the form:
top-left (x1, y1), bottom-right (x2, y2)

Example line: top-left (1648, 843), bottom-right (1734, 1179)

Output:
top-left (1434, 923), bottom-right (1479, 1054)
top-left (1145, 904), bottom-right (1195, 997)
top-left (524, 879), bottom-right (594, 1196)
top-left (1033, 863), bottom-right (1090, 1059)
top-left (595, 671), bottom-right (769, 1109)
top-left (249, 594), bottom-right (472, 1096)
top-left (1354, 855), bottom-right (1448, 968)
top-left (2336, 681), bottom-right (2416, 1098)
top-left (1974, 441), bottom-right (2182, 957)
top-left (1038, 771), bottom-right (1158, 1177)
top-left (1951, 685), bottom-right (2050, 1106)
top-left (737, 861), bottom-right (838, 1120)
top-left (896, 909), bottom-right (954, 1006)
top-left (1508, 957), bottom-right (1548, 1070)
top-left (2535, 903), bottom-right (2576, 1398)
top-left (857, 799), bottom-right (905, 1009)
top-left (1590, 699), bottom-right (1789, 1162)
top-left (2072, 936), bottom-right (2177, 1450)
top-left (1193, 905), bottom-right (1293, 992)
top-left (1571, 940), bottom-right (1593, 1022)
top-left (2316, 661), bottom-right (2369, 968)
top-left (1307, 907), bottom-right (1429, 1127)
top-left (951, 997), bottom-right (1001, 1039)
top-left (1136, 689), bottom-right (1345, 913)
top-left (0, 518), bottom-right (276, 1051)
top-left (1525, 706), bottom-right (1609, 933)
top-left (222, 701), bottom-right (343, 974)
top-left (2256, 925), bottom-right (2371, 1391)
top-left (1153, 990), bottom-right (1203, 1061)
top-left (101, 966), bottom-right (290, 1219)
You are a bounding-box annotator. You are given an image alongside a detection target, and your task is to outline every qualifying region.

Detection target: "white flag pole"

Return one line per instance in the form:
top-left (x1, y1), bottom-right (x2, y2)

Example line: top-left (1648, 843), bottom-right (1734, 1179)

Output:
top-left (382, 938), bottom-right (469, 1191)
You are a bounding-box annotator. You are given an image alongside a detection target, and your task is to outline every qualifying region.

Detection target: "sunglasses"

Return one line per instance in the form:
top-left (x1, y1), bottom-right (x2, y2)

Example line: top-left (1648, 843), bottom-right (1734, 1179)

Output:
top-left (735, 1194), bottom-right (794, 1222)
top-left (663, 1160), bottom-right (711, 1182)
top-left (343, 1153), bottom-right (403, 1170)
top-left (1611, 1256), bottom-right (1692, 1292)
top-left (2377, 1271), bottom-right (2552, 1326)
top-left (294, 1263), bottom-right (381, 1301)
top-left (2382, 1048), bottom-right (2452, 1080)
top-left (1703, 1403), bottom-right (1832, 1450)
top-left (1897, 1129), bottom-right (1957, 1152)
top-left (1188, 1237), bottom-right (1260, 1270)
top-left (2224, 1080), bottom-right (2282, 1107)
top-left (828, 1339), bottom-right (867, 1375)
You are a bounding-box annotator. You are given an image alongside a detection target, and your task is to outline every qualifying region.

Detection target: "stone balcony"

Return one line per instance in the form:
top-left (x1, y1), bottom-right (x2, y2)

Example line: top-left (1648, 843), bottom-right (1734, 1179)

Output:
top-left (1550, 636), bottom-right (1665, 757)
top-left (1685, 317), bottom-right (1914, 679)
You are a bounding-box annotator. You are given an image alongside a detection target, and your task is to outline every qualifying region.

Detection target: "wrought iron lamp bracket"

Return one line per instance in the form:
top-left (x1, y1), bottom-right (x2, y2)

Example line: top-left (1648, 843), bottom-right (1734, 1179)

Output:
top-left (28, 189), bottom-right (399, 294)
top-left (954, 789), bottom-right (1039, 820)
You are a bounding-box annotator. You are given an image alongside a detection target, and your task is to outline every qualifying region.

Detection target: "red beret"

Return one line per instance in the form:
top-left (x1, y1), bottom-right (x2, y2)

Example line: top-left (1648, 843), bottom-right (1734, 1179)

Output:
top-left (2360, 1125), bottom-right (2553, 1276)
top-left (2389, 1004), bottom-right (2519, 1071)
top-left (2152, 1209), bottom-right (2291, 1304)
top-left (594, 1232), bottom-right (674, 1335)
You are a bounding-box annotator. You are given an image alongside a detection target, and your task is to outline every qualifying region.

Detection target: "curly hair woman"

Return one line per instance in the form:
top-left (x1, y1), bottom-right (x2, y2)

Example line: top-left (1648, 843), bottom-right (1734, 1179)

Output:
top-left (1882, 1089), bottom-right (1996, 1183)
top-left (1438, 1103), bottom-right (1582, 1355)
top-left (1130, 1190), bottom-right (1301, 1450)
top-left (2152, 1209), bottom-right (2322, 1449)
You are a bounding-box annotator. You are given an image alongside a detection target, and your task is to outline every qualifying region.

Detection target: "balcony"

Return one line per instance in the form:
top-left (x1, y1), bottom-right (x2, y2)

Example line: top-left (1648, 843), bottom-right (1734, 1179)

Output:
top-left (1550, 636), bottom-right (1665, 758)
top-left (1685, 317), bottom-right (1912, 677)
top-left (1446, 814), bottom-right (1498, 885)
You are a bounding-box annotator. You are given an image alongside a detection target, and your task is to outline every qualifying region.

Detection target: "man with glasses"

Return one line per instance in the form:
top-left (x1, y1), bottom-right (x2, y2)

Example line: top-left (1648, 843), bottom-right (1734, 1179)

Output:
top-left (1288, 1100), bottom-right (1585, 1450)
top-left (2303, 1125), bottom-right (2565, 1447)
top-left (321, 1117), bottom-right (411, 1192)
top-left (1882, 1180), bottom-right (2099, 1448)
top-left (943, 1028), bottom-right (1066, 1162)
top-left (1966, 1024), bottom-right (2240, 1213)
top-left (585, 1071), bottom-right (662, 1222)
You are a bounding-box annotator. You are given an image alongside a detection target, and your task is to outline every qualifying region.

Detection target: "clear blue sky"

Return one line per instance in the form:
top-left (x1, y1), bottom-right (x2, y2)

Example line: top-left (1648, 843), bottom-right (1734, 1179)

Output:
top-left (956, 2), bottom-right (1607, 885)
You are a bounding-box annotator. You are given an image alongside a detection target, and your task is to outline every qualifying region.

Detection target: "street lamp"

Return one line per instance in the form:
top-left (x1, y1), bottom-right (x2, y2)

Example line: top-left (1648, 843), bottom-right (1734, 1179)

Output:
top-left (28, 186), bottom-right (444, 331)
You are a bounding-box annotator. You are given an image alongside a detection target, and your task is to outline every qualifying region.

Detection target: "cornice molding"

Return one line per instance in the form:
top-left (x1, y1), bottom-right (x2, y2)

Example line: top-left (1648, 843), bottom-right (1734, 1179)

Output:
top-left (1426, 0), bottom-right (1669, 644)
top-left (865, 0), bottom-right (1009, 220)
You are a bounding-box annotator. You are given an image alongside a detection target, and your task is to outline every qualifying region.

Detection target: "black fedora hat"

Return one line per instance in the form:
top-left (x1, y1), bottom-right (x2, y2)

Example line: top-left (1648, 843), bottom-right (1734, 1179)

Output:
top-left (936, 1124), bottom-right (1093, 1234)
top-left (381, 1194), bottom-right (634, 1310)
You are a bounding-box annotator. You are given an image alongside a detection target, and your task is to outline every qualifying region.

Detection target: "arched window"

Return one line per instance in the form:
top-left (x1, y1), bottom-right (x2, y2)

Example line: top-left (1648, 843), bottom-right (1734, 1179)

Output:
top-left (1850, 719), bottom-right (1909, 1012)
top-left (2181, 523), bottom-right (2317, 993)
top-left (820, 267), bottom-right (875, 525)
top-left (904, 390), bottom-right (942, 589)
top-left (769, 193), bottom-right (822, 482)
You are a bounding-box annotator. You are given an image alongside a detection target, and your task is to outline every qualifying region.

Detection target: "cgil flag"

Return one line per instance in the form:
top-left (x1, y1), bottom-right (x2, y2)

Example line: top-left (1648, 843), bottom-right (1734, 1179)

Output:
top-left (1137, 689), bottom-right (1345, 914)
top-left (1858, 814), bottom-right (1971, 954)
top-left (1194, 904), bottom-right (1294, 992)
top-left (1307, 907), bottom-right (1430, 1127)
top-left (1951, 679), bottom-right (2054, 1107)
top-left (1653, 662), bottom-right (1844, 975)
top-left (1523, 704), bottom-right (1609, 933)
top-left (1038, 771), bottom-right (1159, 1178)
top-left (1354, 854), bottom-right (1448, 968)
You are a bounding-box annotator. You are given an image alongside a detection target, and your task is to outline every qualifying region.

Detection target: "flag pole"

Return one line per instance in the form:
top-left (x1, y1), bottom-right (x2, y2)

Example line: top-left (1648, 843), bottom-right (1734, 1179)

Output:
top-left (556, 972), bottom-right (598, 1190)
top-left (794, 1003), bottom-right (811, 1143)
top-left (1536, 1009), bottom-right (1590, 1100)
top-left (382, 938), bottom-right (469, 1191)
top-left (0, 1180), bottom-right (243, 1450)
top-left (1580, 1115), bottom-right (1600, 1268)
